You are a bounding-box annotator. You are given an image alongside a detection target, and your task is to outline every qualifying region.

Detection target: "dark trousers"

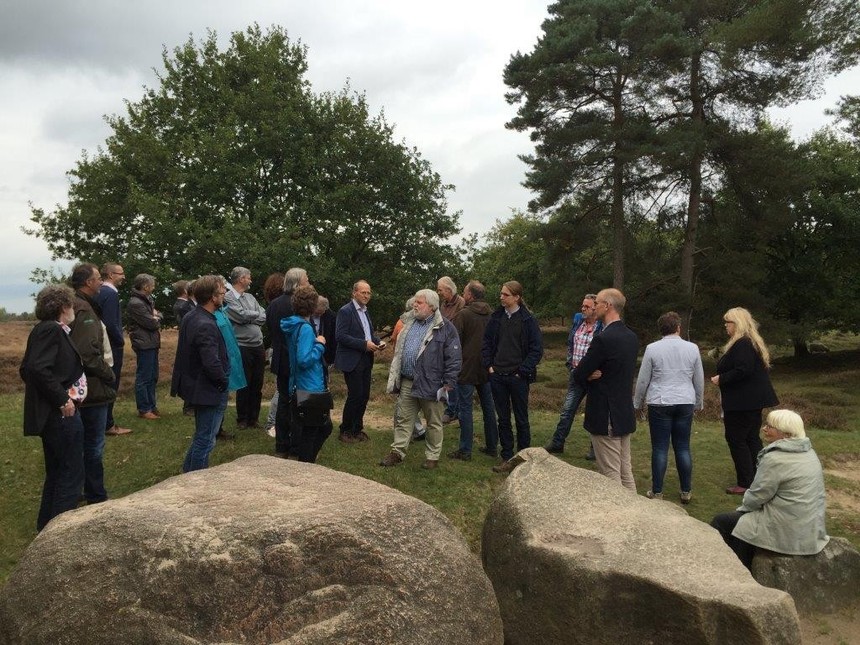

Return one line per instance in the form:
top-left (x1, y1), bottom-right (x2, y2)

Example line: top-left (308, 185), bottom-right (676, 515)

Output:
top-left (340, 352), bottom-right (373, 436)
top-left (274, 372), bottom-right (295, 455)
top-left (80, 404), bottom-right (109, 503)
top-left (236, 344), bottom-right (266, 425)
top-left (290, 399), bottom-right (333, 462)
top-left (723, 409), bottom-right (763, 488)
top-left (711, 511), bottom-right (756, 569)
top-left (490, 372), bottom-right (531, 460)
top-left (38, 412), bottom-right (84, 532)
top-left (105, 345), bottom-right (123, 429)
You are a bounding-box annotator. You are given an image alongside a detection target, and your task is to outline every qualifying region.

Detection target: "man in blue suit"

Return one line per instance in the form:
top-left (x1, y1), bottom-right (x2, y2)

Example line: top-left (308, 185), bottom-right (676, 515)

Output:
top-left (334, 280), bottom-right (382, 443)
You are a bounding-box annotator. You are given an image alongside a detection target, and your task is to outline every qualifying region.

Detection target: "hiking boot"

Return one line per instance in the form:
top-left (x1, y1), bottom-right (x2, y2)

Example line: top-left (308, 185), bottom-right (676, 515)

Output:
top-left (478, 446), bottom-right (497, 457)
top-left (645, 490), bottom-right (663, 499)
top-left (544, 442), bottom-right (564, 454)
top-left (421, 459), bottom-right (438, 470)
top-left (680, 491), bottom-right (692, 504)
top-left (379, 451), bottom-right (403, 467)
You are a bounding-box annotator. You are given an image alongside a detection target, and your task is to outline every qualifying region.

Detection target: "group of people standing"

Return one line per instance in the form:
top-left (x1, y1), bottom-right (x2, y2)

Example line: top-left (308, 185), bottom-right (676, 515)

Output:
top-left (19, 262), bottom-right (161, 531)
top-left (19, 267), bottom-right (830, 571)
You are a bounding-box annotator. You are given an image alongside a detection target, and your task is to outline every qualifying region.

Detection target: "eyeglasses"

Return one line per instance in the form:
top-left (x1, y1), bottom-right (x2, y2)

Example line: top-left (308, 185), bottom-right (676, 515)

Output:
top-left (111, 271), bottom-right (125, 277)
top-left (500, 292), bottom-right (513, 297)
top-left (581, 305), bottom-right (594, 310)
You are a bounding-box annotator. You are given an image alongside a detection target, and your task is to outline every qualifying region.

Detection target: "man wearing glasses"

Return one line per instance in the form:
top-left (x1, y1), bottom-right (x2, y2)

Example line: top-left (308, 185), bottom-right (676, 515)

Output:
top-left (572, 288), bottom-right (639, 491)
top-left (96, 263), bottom-right (133, 436)
top-left (545, 293), bottom-right (603, 458)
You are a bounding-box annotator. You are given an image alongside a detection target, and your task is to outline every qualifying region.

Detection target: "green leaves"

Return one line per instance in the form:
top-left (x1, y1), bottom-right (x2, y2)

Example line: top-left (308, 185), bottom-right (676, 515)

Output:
top-left (27, 25), bottom-right (461, 323)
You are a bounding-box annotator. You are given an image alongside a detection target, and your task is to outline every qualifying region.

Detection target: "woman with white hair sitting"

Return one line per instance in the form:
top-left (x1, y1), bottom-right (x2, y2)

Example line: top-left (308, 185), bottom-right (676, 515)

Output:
top-left (710, 409), bottom-right (829, 569)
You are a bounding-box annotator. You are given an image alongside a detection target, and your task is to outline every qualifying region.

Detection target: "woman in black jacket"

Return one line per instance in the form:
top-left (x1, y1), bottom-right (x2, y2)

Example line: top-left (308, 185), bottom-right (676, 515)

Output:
top-left (710, 307), bottom-right (778, 495)
top-left (20, 285), bottom-right (87, 531)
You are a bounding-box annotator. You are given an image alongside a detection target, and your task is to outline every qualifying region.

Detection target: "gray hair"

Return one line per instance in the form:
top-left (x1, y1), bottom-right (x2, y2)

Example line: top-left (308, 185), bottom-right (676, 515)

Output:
top-left (229, 266), bottom-right (251, 284)
top-left (283, 267), bottom-right (307, 294)
top-left (437, 276), bottom-right (457, 295)
top-left (317, 296), bottom-right (329, 309)
top-left (415, 288), bottom-right (439, 311)
top-left (35, 284), bottom-right (75, 321)
top-left (133, 273), bottom-right (155, 291)
top-left (403, 296), bottom-right (416, 313)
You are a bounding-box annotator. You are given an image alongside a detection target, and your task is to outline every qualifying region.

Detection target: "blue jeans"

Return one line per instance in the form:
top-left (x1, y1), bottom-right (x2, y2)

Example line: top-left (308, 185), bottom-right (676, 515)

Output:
top-left (38, 411), bottom-right (84, 531)
top-left (456, 381), bottom-right (498, 454)
top-left (134, 348), bottom-right (159, 413)
top-left (648, 404), bottom-right (695, 493)
top-left (444, 385), bottom-right (459, 419)
top-left (549, 372), bottom-right (588, 448)
top-left (490, 372), bottom-right (530, 460)
top-left (183, 393), bottom-right (228, 472)
top-left (79, 404), bottom-right (108, 503)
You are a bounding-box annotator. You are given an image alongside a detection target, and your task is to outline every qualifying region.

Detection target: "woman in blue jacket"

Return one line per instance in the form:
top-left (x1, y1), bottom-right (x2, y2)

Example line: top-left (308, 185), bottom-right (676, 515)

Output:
top-left (281, 285), bottom-right (332, 462)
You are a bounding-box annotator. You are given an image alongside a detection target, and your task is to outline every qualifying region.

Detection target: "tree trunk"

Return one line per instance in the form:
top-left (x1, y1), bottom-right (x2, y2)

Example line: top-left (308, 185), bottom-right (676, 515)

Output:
top-left (793, 339), bottom-right (809, 358)
top-left (611, 84), bottom-right (625, 290)
top-left (681, 51), bottom-right (704, 331)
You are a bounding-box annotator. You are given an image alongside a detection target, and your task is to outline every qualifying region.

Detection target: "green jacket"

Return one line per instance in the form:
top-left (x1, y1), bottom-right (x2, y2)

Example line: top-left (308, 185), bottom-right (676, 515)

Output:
top-left (733, 438), bottom-right (829, 555)
top-left (69, 292), bottom-right (117, 407)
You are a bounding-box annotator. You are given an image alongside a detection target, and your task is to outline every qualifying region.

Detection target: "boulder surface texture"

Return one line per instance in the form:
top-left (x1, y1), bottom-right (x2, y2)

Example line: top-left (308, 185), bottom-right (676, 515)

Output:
top-left (481, 448), bottom-right (801, 645)
top-left (752, 536), bottom-right (860, 614)
top-left (0, 455), bottom-right (503, 645)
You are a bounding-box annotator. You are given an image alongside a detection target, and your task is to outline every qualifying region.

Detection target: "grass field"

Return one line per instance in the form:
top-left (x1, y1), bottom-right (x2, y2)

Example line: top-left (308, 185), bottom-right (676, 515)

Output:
top-left (1, 323), bottom-right (858, 641)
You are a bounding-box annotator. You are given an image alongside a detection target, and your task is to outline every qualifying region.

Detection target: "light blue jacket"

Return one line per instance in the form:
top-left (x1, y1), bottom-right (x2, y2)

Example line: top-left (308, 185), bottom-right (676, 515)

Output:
top-left (633, 335), bottom-right (704, 409)
top-left (281, 316), bottom-right (326, 394)
top-left (733, 438), bottom-right (829, 555)
top-left (213, 308), bottom-right (247, 392)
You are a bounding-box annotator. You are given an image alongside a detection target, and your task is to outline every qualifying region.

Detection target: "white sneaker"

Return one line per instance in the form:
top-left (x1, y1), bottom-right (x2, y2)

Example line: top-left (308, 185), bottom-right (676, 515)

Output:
top-left (266, 426), bottom-right (276, 438)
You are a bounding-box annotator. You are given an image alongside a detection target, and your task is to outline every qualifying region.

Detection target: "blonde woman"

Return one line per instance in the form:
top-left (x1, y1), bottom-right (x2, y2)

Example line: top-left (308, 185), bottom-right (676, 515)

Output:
top-left (710, 308), bottom-right (778, 494)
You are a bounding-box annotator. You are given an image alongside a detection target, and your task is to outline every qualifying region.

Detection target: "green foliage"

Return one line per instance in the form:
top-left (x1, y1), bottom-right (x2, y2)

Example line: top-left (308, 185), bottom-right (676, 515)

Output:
top-left (25, 25), bottom-right (462, 324)
top-left (504, 0), bottom-right (680, 287)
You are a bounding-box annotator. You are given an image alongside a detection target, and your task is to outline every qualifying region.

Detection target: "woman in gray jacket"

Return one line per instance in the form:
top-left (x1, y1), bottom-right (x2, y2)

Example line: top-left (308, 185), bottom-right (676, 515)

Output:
top-left (710, 409), bottom-right (828, 569)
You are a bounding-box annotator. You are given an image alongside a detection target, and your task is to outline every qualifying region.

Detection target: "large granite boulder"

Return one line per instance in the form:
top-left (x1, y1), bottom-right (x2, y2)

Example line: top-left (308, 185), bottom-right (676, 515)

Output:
top-left (482, 448), bottom-right (801, 645)
top-left (0, 455), bottom-right (503, 644)
top-left (752, 537), bottom-right (860, 614)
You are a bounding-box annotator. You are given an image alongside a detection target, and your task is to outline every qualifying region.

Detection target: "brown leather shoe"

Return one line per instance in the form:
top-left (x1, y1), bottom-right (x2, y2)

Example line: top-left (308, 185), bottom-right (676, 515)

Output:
top-left (339, 433), bottom-right (359, 444)
top-left (379, 451), bottom-right (403, 467)
top-left (138, 411), bottom-right (159, 420)
top-left (357, 431), bottom-right (370, 442)
top-left (492, 458), bottom-right (518, 474)
top-left (105, 425), bottom-right (133, 436)
top-left (422, 459), bottom-right (439, 470)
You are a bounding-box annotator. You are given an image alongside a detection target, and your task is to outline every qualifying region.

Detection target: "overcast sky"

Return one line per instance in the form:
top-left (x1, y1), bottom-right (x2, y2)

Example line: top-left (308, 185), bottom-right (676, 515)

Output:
top-left (1, 1), bottom-right (856, 313)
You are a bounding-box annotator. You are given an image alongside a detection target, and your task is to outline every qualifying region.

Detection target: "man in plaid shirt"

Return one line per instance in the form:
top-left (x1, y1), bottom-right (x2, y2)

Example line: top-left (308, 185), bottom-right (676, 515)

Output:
top-left (544, 293), bottom-right (603, 457)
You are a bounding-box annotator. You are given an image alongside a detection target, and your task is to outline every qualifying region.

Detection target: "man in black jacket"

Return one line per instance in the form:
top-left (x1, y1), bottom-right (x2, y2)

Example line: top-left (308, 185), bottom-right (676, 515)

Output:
top-left (172, 275), bottom-right (230, 472)
top-left (573, 288), bottom-right (639, 491)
